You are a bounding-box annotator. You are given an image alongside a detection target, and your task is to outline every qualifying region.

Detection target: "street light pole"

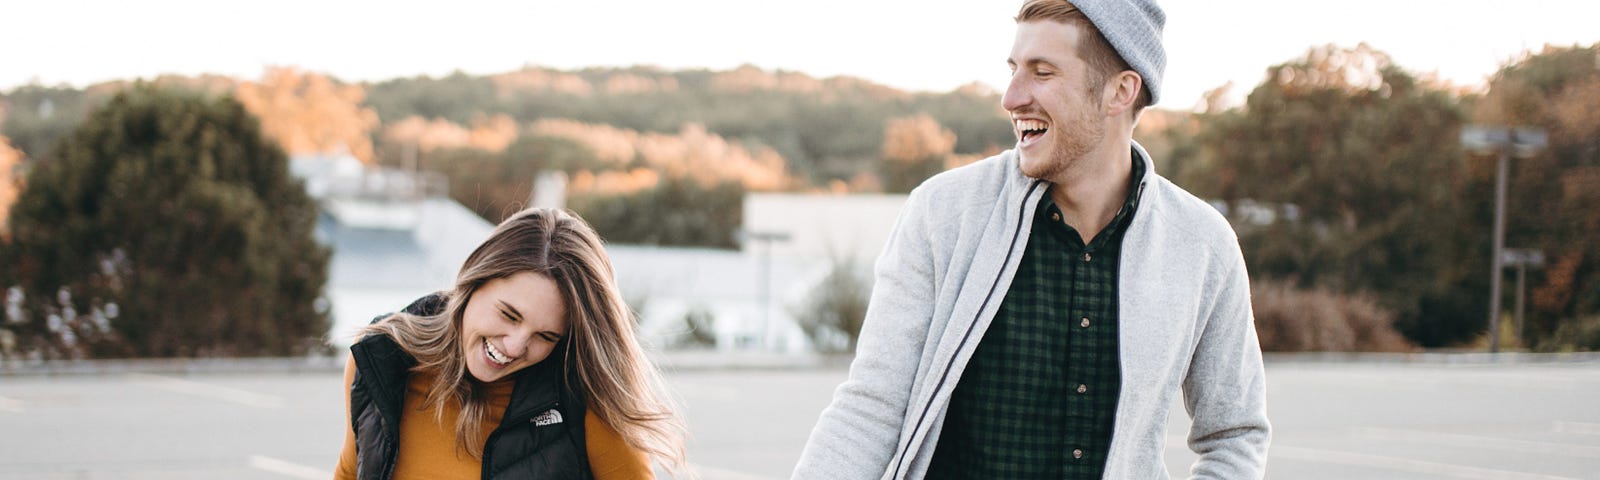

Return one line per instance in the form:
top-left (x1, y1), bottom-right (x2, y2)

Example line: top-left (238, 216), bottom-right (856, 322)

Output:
top-left (1514, 258), bottom-right (1526, 344)
top-left (1488, 149), bottom-right (1508, 352)
top-left (1501, 248), bottom-right (1545, 348)
top-left (739, 229), bottom-right (792, 351)
top-left (1461, 125), bottom-right (1546, 353)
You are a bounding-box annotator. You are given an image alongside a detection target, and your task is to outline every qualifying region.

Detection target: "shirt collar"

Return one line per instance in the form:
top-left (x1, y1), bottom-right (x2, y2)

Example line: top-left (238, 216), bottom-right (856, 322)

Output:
top-left (1034, 148), bottom-right (1148, 246)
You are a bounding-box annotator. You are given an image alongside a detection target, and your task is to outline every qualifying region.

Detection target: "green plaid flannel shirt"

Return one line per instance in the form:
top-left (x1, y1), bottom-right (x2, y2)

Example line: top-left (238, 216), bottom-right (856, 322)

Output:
top-left (927, 156), bottom-right (1145, 480)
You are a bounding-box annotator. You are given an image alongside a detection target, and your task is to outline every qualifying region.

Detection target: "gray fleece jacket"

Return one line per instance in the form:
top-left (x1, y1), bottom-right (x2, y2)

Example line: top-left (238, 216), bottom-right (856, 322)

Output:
top-left (793, 145), bottom-right (1270, 479)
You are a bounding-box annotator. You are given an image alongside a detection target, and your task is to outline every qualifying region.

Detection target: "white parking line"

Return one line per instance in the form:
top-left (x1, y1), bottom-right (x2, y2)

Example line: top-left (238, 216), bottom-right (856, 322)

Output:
top-left (1355, 427), bottom-right (1600, 459)
top-left (1273, 445), bottom-right (1581, 480)
top-left (249, 455), bottom-right (328, 480)
top-left (128, 373), bottom-right (285, 409)
top-left (1553, 421), bottom-right (1600, 436)
top-left (0, 395), bottom-right (23, 413)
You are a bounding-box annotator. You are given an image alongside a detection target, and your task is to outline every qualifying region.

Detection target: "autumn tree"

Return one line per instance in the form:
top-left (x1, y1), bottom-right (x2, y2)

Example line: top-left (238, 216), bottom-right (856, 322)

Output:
top-left (1134, 108), bottom-right (1211, 197)
top-left (381, 113), bottom-right (520, 155)
top-left (880, 114), bottom-right (957, 193)
top-left (0, 136), bottom-right (21, 235)
top-left (366, 65), bottom-right (1014, 186)
top-left (1201, 44), bottom-right (1478, 347)
top-left (1474, 43), bottom-right (1600, 348)
top-left (1, 86), bottom-right (329, 358)
top-left (235, 67), bottom-right (380, 164)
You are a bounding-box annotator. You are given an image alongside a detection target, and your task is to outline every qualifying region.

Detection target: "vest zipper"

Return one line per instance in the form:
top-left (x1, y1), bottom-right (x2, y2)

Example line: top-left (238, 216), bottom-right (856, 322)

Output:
top-left (480, 400), bottom-right (560, 478)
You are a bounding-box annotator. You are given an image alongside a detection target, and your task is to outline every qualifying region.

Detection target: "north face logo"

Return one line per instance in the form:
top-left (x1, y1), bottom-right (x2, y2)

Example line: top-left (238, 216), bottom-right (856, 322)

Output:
top-left (532, 409), bottom-right (564, 426)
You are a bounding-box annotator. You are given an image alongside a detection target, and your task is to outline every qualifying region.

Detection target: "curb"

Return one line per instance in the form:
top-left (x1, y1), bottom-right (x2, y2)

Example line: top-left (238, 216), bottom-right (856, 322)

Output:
top-left (3, 351), bottom-right (1597, 377)
top-left (650, 351), bottom-right (855, 372)
top-left (0, 355), bottom-right (349, 377)
top-left (1263, 351), bottom-right (1600, 365)
top-left (0, 351), bottom-right (855, 377)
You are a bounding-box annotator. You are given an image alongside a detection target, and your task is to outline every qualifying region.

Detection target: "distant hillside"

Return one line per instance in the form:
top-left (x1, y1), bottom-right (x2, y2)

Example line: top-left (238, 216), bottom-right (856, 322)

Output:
top-left (3, 65), bottom-right (1028, 184)
top-left (361, 64), bottom-right (1016, 184)
top-left (0, 64), bottom-right (1203, 248)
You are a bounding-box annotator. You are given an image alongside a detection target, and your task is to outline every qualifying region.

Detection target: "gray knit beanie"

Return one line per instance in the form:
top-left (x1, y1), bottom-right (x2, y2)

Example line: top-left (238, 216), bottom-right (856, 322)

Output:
top-left (1071, 0), bottom-right (1166, 105)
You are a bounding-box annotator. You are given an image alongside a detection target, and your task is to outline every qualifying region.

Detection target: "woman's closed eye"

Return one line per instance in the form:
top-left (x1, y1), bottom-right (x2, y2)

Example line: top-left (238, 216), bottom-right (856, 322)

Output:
top-left (497, 300), bottom-right (525, 324)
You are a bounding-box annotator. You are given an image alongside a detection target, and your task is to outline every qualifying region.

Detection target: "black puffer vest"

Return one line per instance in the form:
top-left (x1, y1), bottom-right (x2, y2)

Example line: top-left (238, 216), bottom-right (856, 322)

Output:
top-left (349, 294), bottom-right (593, 480)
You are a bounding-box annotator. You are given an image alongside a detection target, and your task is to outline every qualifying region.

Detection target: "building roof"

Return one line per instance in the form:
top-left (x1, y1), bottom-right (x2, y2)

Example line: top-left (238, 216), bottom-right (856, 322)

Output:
top-left (293, 154), bottom-right (494, 346)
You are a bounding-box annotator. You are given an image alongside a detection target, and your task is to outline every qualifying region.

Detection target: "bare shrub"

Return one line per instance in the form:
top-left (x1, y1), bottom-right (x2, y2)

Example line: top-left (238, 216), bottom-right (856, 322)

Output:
top-left (1252, 280), bottom-right (1415, 352)
top-left (1537, 316), bottom-right (1600, 352)
top-left (792, 258), bottom-right (872, 353)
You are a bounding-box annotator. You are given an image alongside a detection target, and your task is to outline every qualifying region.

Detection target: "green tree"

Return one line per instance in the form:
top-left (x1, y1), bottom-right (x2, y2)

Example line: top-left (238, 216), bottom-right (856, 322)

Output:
top-left (1200, 44), bottom-right (1479, 347)
top-left (568, 176), bottom-right (745, 249)
top-left (0, 85), bottom-right (101, 161)
top-left (364, 71), bottom-right (497, 125)
top-left (403, 135), bottom-right (601, 223)
top-left (2, 86), bottom-right (329, 358)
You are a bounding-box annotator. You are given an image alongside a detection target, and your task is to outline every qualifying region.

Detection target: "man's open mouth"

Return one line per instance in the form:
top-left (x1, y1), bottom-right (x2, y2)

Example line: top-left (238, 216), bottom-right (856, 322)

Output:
top-left (1016, 119), bottom-right (1048, 143)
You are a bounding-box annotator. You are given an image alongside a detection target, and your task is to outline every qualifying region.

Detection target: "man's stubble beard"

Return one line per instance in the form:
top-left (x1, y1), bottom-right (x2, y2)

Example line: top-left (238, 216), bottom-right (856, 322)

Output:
top-left (1021, 104), bottom-right (1105, 183)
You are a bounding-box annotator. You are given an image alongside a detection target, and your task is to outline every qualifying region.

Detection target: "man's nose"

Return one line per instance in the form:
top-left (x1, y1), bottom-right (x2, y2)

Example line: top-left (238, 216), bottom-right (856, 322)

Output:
top-left (1002, 74), bottom-right (1030, 113)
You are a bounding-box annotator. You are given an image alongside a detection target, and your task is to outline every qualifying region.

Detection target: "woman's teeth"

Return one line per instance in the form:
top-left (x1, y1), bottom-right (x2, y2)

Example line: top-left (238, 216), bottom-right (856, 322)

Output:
top-left (485, 339), bottom-right (511, 365)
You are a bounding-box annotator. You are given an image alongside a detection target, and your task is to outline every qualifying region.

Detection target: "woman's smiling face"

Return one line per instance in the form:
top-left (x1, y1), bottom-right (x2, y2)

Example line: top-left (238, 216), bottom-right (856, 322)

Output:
top-left (459, 271), bottom-right (569, 383)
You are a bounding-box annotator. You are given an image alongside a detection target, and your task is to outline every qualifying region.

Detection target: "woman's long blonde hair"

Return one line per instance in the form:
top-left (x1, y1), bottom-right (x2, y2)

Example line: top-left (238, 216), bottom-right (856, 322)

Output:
top-left (361, 207), bottom-right (687, 470)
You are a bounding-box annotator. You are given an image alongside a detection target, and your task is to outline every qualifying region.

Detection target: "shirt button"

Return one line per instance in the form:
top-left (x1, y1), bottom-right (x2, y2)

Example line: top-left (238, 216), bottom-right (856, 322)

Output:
top-left (1073, 448), bottom-right (1084, 459)
top-left (1051, 212), bottom-right (1061, 222)
top-left (1082, 252), bottom-right (1092, 262)
top-left (1076, 384), bottom-right (1088, 394)
top-left (1080, 317), bottom-right (1091, 328)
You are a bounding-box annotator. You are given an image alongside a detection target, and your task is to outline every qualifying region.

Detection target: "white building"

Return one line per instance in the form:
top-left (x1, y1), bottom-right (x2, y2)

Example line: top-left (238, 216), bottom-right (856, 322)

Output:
top-left (291, 154), bottom-right (494, 347)
top-left (741, 193), bottom-right (908, 265)
top-left (622, 193), bottom-right (907, 353)
top-left (293, 154), bottom-right (909, 353)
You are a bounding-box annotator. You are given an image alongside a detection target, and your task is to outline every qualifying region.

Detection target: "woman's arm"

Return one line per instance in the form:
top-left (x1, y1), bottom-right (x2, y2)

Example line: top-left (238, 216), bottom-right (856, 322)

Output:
top-left (585, 411), bottom-right (653, 479)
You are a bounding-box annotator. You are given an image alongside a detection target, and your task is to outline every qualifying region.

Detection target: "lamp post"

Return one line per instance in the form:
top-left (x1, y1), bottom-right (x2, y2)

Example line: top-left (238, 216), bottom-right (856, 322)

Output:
top-left (739, 229), bottom-right (792, 351)
top-left (1501, 248), bottom-right (1546, 347)
top-left (1460, 125), bottom-right (1546, 353)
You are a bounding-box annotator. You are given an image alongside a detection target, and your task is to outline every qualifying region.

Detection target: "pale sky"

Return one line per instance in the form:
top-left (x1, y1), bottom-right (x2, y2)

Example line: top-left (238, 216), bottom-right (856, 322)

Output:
top-left (7, 0), bottom-right (1598, 110)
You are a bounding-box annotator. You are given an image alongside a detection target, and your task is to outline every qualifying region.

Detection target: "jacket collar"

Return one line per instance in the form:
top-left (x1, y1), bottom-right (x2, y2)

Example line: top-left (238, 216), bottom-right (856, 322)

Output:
top-left (350, 334), bottom-right (415, 437)
top-left (350, 329), bottom-right (574, 432)
top-left (1000, 140), bottom-right (1160, 221)
top-left (501, 350), bottom-right (571, 427)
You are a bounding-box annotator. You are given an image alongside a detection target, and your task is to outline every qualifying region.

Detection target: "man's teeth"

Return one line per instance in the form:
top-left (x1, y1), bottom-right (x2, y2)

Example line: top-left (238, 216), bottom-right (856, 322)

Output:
top-left (485, 339), bottom-right (511, 364)
top-left (1015, 119), bottom-right (1048, 134)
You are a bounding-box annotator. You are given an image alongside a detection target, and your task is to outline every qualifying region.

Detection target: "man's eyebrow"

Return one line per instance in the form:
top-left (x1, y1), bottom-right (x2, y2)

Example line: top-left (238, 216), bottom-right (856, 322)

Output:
top-left (496, 300), bottom-right (525, 322)
top-left (1017, 57), bottom-right (1057, 69)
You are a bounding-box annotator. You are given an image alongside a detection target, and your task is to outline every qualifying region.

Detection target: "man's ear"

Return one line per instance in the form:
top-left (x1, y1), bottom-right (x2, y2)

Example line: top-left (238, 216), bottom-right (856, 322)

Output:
top-left (1103, 70), bottom-right (1142, 116)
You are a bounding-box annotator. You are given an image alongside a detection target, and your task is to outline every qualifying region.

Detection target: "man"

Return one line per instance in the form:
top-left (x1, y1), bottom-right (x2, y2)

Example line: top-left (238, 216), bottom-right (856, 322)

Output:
top-left (792, 1), bottom-right (1270, 479)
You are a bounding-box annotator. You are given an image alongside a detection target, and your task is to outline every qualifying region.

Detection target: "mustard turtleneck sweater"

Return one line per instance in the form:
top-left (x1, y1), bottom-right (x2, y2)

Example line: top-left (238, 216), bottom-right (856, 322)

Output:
top-left (334, 357), bottom-right (652, 479)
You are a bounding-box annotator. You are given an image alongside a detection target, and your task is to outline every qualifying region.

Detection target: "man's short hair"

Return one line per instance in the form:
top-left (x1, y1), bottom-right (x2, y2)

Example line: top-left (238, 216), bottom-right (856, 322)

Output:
top-left (1015, 0), bottom-right (1160, 112)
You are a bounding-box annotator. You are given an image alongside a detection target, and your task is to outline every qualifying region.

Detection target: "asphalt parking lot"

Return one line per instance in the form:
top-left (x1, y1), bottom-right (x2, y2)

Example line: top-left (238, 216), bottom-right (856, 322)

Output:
top-left (1, 357), bottom-right (1598, 479)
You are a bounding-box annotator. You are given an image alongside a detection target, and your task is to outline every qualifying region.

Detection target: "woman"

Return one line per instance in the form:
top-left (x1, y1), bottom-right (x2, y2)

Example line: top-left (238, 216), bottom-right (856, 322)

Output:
top-left (335, 208), bottom-right (687, 479)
